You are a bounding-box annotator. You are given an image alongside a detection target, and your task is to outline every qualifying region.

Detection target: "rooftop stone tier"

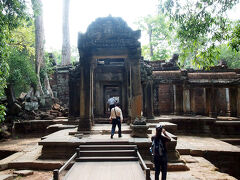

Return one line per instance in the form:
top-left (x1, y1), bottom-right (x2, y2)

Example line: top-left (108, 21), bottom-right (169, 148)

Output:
top-left (152, 70), bottom-right (240, 85)
top-left (78, 16), bottom-right (141, 49)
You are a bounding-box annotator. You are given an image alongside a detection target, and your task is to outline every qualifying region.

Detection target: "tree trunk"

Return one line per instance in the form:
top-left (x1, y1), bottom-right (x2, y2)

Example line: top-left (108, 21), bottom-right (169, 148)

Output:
top-left (32, 0), bottom-right (44, 95)
top-left (61, 0), bottom-right (71, 66)
top-left (4, 84), bottom-right (16, 106)
top-left (32, 0), bottom-right (53, 98)
top-left (148, 24), bottom-right (153, 58)
top-left (44, 72), bottom-right (54, 97)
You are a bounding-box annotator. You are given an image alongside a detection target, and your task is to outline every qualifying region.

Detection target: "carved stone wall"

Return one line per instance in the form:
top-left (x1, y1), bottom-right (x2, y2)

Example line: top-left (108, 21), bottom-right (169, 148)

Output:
top-left (50, 66), bottom-right (72, 107)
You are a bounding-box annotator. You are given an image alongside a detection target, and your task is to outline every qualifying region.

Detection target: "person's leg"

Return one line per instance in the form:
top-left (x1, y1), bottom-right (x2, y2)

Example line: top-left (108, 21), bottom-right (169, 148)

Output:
top-left (154, 156), bottom-right (160, 180)
top-left (160, 154), bottom-right (168, 180)
top-left (111, 119), bottom-right (117, 138)
top-left (117, 120), bottom-right (122, 137)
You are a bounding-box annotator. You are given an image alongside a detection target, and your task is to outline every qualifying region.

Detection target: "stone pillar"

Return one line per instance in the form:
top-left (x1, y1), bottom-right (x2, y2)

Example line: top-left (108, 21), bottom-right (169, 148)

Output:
top-left (237, 87), bottom-right (240, 117)
top-left (129, 60), bottom-right (142, 122)
top-left (145, 81), bottom-right (154, 119)
top-left (229, 87), bottom-right (237, 117)
top-left (206, 87), bottom-right (217, 118)
top-left (226, 88), bottom-right (231, 116)
top-left (90, 65), bottom-right (95, 124)
top-left (78, 63), bottom-right (92, 131)
top-left (190, 88), bottom-right (196, 114)
top-left (183, 87), bottom-right (191, 114)
top-left (202, 88), bottom-right (207, 115)
top-left (173, 84), bottom-right (183, 115)
top-left (142, 83), bottom-right (146, 117)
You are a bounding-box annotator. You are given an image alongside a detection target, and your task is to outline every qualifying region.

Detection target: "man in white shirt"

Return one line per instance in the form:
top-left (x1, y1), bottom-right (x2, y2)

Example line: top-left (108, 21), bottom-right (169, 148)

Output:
top-left (109, 103), bottom-right (123, 138)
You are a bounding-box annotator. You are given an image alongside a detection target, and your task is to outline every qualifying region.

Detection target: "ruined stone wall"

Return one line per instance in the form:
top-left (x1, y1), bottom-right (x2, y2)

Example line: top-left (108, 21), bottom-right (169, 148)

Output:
top-left (191, 88), bottom-right (206, 115)
top-left (158, 84), bottom-right (174, 114)
top-left (50, 66), bottom-right (72, 107)
top-left (216, 88), bottom-right (227, 115)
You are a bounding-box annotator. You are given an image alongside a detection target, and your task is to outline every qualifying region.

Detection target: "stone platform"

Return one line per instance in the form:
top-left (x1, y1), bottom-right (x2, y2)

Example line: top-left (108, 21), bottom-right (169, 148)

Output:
top-left (176, 136), bottom-right (240, 179)
top-left (0, 123), bottom-right (239, 179)
top-left (147, 115), bottom-right (240, 136)
top-left (38, 126), bottom-right (180, 163)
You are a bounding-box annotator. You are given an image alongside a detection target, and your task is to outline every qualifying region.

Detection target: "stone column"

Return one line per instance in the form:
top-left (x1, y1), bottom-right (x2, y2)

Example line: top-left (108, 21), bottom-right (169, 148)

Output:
top-left (237, 87), bottom-right (240, 117)
top-left (206, 87), bottom-right (217, 118)
top-left (142, 82), bottom-right (147, 117)
top-left (183, 87), bottom-right (191, 114)
top-left (78, 62), bottom-right (92, 131)
top-left (173, 84), bottom-right (183, 115)
top-left (203, 88), bottom-right (207, 115)
top-left (90, 64), bottom-right (95, 125)
top-left (145, 81), bottom-right (154, 119)
top-left (129, 60), bottom-right (142, 122)
top-left (229, 87), bottom-right (237, 117)
top-left (226, 88), bottom-right (231, 116)
top-left (190, 88), bottom-right (196, 114)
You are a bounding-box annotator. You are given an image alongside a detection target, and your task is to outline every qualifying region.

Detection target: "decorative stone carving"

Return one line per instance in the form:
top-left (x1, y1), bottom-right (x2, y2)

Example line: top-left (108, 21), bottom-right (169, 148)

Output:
top-left (130, 117), bottom-right (149, 138)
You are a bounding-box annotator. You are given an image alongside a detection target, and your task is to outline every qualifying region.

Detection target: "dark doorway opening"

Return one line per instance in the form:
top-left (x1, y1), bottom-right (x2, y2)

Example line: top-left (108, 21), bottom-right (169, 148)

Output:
top-left (104, 85), bottom-right (121, 115)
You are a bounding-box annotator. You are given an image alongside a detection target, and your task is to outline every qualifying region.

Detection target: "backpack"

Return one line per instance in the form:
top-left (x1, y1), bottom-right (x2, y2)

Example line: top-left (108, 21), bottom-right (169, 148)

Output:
top-left (150, 137), bottom-right (164, 156)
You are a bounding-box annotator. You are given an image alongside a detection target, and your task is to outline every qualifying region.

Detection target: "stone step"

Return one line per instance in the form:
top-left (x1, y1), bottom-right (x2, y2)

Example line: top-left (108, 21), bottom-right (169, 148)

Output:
top-left (80, 144), bottom-right (137, 150)
top-left (219, 138), bottom-right (240, 145)
top-left (0, 174), bottom-right (16, 180)
top-left (144, 160), bottom-right (189, 171)
top-left (94, 118), bottom-right (111, 124)
top-left (76, 156), bottom-right (138, 162)
top-left (213, 121), bottom-right (240, 136)
top-left (46, 124), bottom-right (77, 134)
top-left (215, 121), bottom-right (240, 125)
top-left (81, 140), bottom-right (130, 145)
top-left (168, 162), bottom-right (190, 171)
top-left (93, 129), bottom-right (152, 135)
top-left (8, 160), bottom-right (66, 171)
top-left (94, 118), bottom-right (130, 124)
top-left (79, 150), bottom-right (136, 157)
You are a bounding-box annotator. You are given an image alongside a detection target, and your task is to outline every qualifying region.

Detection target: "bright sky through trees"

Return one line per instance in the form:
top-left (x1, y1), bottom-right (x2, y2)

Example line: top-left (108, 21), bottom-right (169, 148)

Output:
top-left (41, 0), bottom-right (239, 51)
top-left (42, 0), bottom-right (158, 50)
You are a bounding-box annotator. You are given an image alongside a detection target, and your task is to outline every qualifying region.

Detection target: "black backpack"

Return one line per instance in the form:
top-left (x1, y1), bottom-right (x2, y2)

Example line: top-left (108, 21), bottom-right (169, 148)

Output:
top-left (150, 137), bottom-right (164, 156)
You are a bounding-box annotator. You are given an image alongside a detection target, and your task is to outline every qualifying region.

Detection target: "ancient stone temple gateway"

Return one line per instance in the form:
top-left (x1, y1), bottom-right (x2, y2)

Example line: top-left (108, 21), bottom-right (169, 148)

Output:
top-left (54, 16), bottom-right (240, 131)
top-left (11, 16), bottom-right (238, 180)
top-left (68, 16), bottom-right (143, 130)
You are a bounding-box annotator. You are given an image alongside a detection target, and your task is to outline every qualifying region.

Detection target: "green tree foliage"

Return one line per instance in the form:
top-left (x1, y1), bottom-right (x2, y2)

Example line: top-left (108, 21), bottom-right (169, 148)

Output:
top-left (7, 21), bottom-right (37, 97)
top-left (0, 0), bottom-right (28, 122)
top-left (229, 21), bottom-right (240, 52)
top-left (216, 44), bottom-right (240, 68)
top-left (137, 14), bottom-right (177, 60)
top-left (158, 0), bottom-right (239, 68)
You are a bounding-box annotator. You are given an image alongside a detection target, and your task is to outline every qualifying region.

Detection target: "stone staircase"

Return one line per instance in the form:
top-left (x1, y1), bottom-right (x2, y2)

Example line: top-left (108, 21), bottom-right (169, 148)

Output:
top-left (220, 138), bottom-right (240, 148)
top-left (76, 141), bottom-right (138, 162)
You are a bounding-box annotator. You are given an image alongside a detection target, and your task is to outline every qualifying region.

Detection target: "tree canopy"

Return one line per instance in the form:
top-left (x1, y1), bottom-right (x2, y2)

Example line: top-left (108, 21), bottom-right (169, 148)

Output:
top-left (136, 14), bottom-right (178, 60)
top-left (158, 0), bottom-right (239, 68)
top-left (137, 0), bottom-right (240, 69)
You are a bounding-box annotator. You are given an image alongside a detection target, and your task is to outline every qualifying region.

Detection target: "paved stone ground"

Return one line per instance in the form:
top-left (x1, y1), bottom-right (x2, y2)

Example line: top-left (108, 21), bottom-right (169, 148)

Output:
top-left (0, 126), bottom-right (239, 180)
top-left (152, 155), bottom-right (237, 180)
top-left (176, 135), bottom-right (240, 153)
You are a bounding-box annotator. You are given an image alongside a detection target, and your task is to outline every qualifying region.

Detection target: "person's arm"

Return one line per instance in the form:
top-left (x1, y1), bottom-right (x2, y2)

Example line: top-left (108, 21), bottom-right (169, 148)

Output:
top-left (119, 108), bottom-right (123, 122)
top-left (109, 108), bottom-right (113, 123)
top-left (162, 128), bottom-right (171, 141)
top-left (151, 136), bottom-right (155, 142)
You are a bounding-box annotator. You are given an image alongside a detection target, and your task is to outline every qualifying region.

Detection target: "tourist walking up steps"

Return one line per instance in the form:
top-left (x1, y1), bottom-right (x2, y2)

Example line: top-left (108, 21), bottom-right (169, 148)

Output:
top-left (151, 124), bottom-right (171, 180)
top-left (109, 103), bottom-right (123, 139)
